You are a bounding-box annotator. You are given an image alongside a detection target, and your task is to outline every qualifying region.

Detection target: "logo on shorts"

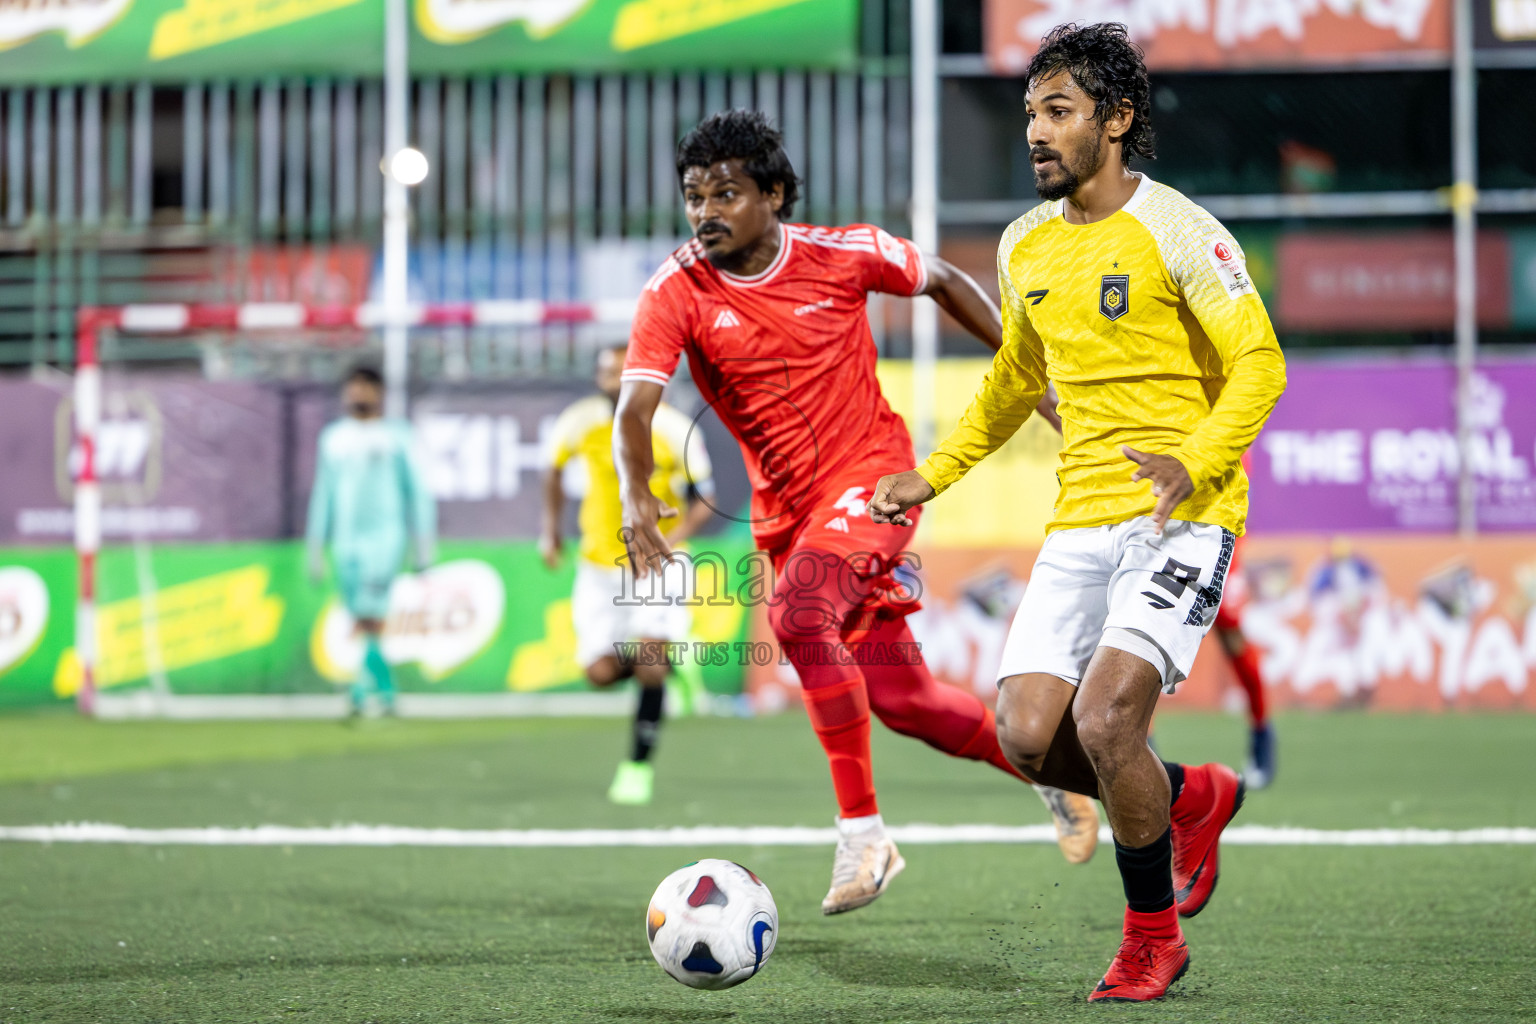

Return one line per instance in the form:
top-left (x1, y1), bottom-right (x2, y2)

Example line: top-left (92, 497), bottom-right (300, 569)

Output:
top-left (1143, 558), bottom-right (1201, 611)
top-left (1099, 275), bottom-right (1129, 322)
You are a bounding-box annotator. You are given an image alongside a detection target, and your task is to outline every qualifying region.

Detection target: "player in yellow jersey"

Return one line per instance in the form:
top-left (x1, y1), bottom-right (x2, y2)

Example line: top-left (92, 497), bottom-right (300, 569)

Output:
top-left (871, 24), bottom-right (1286, 1002)
top-left (542, 343), bottom-right (714, 805)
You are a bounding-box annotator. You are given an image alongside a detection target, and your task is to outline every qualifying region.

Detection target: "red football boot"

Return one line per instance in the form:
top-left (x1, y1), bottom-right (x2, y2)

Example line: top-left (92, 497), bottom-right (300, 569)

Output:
top-left (1170, 763), bottom-right (1245, 918)
top-left (1087, 908), bottom-right (1190, 1003)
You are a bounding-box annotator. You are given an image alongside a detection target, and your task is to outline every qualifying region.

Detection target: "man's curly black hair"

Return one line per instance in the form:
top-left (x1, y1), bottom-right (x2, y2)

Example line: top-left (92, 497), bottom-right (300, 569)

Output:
top-left (1026, 22), bottom-right (1155, 164)
top-left (676, 109), bottom-right (801, 220)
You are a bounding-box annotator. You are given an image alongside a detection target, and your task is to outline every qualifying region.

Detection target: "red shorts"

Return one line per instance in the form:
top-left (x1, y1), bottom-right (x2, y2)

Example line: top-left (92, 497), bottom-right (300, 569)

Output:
top-left (763, 483), bottom-right (924, 623)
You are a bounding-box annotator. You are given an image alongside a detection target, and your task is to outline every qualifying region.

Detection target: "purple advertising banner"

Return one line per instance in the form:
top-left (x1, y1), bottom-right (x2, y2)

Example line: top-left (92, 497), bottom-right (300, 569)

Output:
top-left (0, 375), bottom-right (749, 546)
top-left (293, 382), bottom-right (747, 541)
top-left (289, 382), bottom-right (594, 541)
top-left (1249, 359), bottom-right (1536, 532)
top-left (0, 377), bottom-right (288, 544)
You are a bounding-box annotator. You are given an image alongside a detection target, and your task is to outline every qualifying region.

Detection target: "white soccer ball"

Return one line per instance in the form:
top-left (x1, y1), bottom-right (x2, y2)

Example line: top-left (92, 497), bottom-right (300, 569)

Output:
top-left (645, 858), bottom-right (778, 990)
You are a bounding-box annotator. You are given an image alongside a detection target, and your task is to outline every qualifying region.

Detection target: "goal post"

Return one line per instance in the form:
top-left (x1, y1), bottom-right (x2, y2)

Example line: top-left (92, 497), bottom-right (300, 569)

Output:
top-left (70, 300), bottom-right (635, 717)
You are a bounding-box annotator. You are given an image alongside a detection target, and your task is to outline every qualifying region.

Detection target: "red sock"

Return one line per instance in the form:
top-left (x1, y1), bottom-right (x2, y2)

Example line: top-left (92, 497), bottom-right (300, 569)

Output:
top-left (768, 548), bottom-right (883, 820)
top-left (855, 619), bottom-right (1026, 781)
top-left (956, 708), bottom-right (1029, 781)
top-left (1124, 905), bottom-right (1182, 941)
top-left (801, 675), bottom-right (878, 819)
top-left (1229, 645), bottom-right (1268, 726)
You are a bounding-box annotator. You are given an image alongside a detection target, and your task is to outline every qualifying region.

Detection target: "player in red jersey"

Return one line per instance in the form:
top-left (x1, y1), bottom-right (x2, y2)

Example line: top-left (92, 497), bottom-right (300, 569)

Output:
top-left (614, 110), bottom-right (1099, 914)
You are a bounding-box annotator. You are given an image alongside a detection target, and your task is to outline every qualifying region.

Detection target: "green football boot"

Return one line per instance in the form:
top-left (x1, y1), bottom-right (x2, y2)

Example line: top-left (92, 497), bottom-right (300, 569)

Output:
top-left (607, 760), bottom-right (655, 805)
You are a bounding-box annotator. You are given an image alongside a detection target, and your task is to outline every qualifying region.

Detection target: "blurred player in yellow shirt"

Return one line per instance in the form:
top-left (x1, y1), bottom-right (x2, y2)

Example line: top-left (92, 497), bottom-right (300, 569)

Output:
top-left (542, 344), bottom-right (714, 805)
top-left (872, 23), bottom-right (1285, 1002)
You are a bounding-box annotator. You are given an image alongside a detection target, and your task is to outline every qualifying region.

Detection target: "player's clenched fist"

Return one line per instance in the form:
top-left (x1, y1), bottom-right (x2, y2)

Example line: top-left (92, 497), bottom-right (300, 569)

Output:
top-left (869, 470), bottom-right (936, 527)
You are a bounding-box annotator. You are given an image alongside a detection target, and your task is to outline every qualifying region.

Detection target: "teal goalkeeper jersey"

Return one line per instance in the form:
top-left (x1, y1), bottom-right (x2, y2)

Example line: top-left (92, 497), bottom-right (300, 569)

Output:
top-left (305, 417), bottom-right (436, 569)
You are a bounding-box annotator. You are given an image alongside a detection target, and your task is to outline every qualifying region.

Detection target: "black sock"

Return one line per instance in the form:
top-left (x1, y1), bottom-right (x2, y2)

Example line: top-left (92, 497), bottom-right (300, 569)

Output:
top-left (1115, 828), bottom-right (1175, 913)
top-left (631, 686), bottom-right (665, 763)
top-left (1162, 760), bottom-right (1186, 807)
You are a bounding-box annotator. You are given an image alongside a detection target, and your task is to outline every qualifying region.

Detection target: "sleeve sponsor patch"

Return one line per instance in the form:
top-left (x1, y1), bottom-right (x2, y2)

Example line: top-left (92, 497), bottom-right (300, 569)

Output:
top-left (1206, 238), bottom-right (1257, 299)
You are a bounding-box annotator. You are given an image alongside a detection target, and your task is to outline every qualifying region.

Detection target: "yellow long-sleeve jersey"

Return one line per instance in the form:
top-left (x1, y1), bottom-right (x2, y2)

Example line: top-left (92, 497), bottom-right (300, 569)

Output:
top-left (548, 396), bottom-right (712, 567)
top-left (916, 175), bottom-right (1287, 536)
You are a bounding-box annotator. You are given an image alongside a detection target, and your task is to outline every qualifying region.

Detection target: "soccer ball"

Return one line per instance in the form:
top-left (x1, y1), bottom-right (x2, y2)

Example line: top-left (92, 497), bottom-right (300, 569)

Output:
top-left (645, 859), bottom-right (778, 990)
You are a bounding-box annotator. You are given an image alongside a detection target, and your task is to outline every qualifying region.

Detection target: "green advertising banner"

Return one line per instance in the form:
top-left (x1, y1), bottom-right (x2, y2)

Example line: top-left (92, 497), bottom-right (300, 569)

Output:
top-left (0, 539), bottom-right (755, 709)
top-left (0, 0), bottom-right (857, 85)
top-left (0, 549), bottom-right (76, 709)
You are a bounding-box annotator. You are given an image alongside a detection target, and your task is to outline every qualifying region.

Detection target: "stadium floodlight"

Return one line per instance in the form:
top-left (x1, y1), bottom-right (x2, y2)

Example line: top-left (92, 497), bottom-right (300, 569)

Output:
top-left (385, 147), bottom-right (430, 187)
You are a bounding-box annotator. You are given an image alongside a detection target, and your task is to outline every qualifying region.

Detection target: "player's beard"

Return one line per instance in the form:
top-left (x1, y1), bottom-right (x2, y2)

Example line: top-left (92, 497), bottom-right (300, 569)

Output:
top-left (1033, 131), bottom-right (1104, 201)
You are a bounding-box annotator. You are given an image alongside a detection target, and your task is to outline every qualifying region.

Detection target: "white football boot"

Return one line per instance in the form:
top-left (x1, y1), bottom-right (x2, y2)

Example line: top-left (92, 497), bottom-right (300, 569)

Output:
top-left (821, 815), bottom-right (906, 915)
top-left (1035, 785), bottom-right (1100, 865)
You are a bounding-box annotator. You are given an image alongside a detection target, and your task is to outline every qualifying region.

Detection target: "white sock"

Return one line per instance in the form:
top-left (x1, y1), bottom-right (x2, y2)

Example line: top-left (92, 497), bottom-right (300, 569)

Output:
top-left (836, 813), bottom-right (885, 837)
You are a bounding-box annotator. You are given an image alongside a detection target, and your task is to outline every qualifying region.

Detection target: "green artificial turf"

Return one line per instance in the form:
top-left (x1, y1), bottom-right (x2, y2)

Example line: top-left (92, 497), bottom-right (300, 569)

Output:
top-left (1, 711), bottom-right (1533, 1022)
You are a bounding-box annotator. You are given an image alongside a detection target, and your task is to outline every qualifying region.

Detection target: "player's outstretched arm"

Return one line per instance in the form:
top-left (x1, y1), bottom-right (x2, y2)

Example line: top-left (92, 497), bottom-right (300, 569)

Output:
top-left (869, 470), bottom-right (937, 527)
top-left (613, 379), bottom-right (679, 578)
top-left (921, 255), bottom-right (1003, 351)
top-left (914, 336), bottom-right (1048, 502)
top-left (922, 256), bottom-right (1062, 429)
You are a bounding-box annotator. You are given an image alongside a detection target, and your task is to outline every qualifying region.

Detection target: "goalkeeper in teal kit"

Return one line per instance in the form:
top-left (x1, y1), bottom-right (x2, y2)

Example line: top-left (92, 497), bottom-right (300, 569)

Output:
top-left (306, 366), bottom-right (436, 716)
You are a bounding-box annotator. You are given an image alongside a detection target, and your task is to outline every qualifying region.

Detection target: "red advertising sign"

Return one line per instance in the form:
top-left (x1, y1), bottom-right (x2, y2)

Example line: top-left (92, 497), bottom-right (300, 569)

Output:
top-left (986, 0), bottom-right (1452, 73)
top-left (1275, 232), bottom-right (1510, 331)
top-left (224, 245), bottom-right (374, 307)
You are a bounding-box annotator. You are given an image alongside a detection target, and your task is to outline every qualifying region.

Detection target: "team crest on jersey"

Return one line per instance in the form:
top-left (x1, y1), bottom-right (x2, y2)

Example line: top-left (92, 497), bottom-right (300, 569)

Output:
top-left (1099, 274), bottom-right (1130, 321)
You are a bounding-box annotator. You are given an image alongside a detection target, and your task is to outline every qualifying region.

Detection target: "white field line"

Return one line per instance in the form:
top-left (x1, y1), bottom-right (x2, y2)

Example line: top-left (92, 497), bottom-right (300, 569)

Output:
top-left (1, 823), bottom-right (1534, 848)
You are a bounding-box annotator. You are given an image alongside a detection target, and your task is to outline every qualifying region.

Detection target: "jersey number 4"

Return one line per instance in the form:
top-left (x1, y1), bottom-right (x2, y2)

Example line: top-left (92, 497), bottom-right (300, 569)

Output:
top-left (833, 487), bottom-right (868, 518)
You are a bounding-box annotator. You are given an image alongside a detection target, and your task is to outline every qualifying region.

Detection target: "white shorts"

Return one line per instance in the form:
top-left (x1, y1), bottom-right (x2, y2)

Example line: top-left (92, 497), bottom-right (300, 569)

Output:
top-left (996, 517), bottom-right (1236, 692)
top-left (572, 560), bottom-right (692, 670)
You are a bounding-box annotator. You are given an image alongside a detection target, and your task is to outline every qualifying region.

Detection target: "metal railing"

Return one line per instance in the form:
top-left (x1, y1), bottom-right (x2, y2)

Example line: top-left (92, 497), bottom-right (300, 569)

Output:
top-left (0, 65), bottom-right (916, 369)
top-left (942, 188), bottom-right (1536, 225)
